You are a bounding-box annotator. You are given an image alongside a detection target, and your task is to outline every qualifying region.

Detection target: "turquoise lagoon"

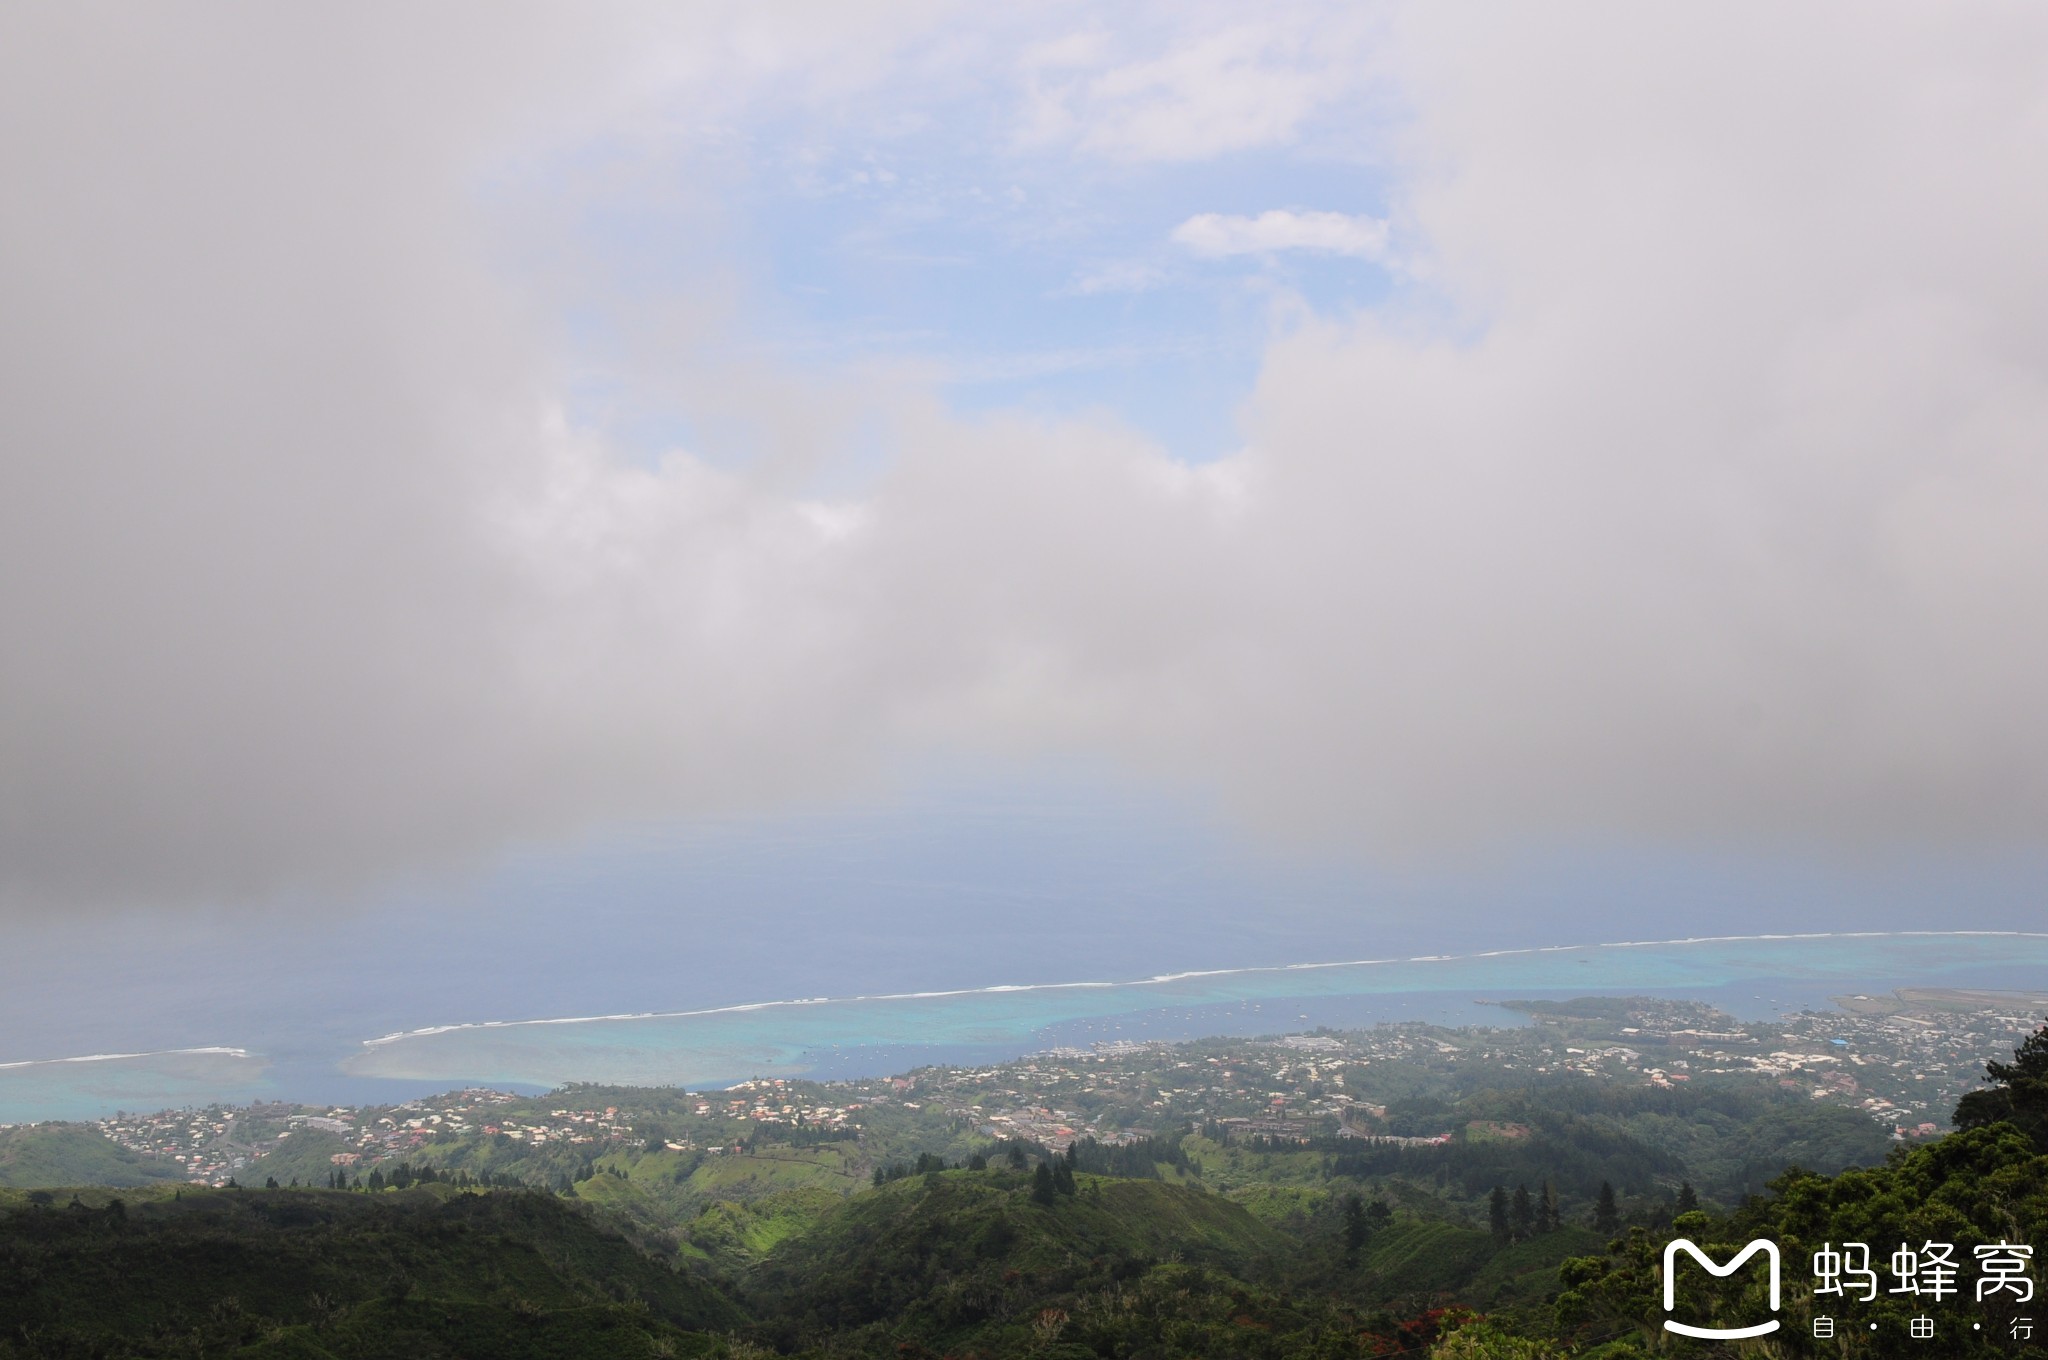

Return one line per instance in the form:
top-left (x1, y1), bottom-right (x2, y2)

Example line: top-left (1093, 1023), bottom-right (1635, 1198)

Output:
top-left (0, 1048), bottom-right (272, 1124)
top-left (342, 931), bottom-right (2048, 1090)
top-left (8, 932), bottom-right (2044, 1121)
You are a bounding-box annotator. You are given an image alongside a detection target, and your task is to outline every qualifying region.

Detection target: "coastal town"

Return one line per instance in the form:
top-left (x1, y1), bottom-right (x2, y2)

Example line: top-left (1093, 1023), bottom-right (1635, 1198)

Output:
top-left (62, 989), bottom-right (2045, 1187)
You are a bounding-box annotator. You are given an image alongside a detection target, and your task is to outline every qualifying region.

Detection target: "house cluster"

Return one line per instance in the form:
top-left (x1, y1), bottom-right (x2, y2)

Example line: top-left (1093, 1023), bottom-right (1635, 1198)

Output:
top-left (975, 1106), bottom-right (1082, 1149)
top-left (95, 1106), bottom-right (249, 1183)
top-left (69, 992), bottom-right (2040, 1187)
top-left (692, 1078), bottom-right (864, 1132)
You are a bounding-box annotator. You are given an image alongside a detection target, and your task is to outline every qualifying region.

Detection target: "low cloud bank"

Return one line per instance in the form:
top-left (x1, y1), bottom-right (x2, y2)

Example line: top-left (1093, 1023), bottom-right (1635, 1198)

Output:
top-left (5, 5), bottom-right (2048, 910)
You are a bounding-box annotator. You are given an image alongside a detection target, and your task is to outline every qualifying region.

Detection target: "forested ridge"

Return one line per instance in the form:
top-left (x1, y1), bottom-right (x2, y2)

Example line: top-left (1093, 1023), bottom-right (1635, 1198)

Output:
top-left (1, 1021), bottom-right (2041, 1358)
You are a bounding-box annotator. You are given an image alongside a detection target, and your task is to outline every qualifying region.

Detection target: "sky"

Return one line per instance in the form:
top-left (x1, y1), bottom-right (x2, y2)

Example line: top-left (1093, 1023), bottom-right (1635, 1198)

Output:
top-left (5, 4), bottom-right (2048, 1066)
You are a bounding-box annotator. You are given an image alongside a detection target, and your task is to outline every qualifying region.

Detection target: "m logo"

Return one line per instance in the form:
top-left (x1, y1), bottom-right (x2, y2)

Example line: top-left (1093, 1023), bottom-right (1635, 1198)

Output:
top-left (1663, 1238), bottom-right (1782, 1339)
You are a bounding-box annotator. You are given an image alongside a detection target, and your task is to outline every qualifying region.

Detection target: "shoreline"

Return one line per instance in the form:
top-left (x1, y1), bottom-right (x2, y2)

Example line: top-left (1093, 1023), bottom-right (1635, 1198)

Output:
top-left (354, 928), bottom-right (2048, 1049)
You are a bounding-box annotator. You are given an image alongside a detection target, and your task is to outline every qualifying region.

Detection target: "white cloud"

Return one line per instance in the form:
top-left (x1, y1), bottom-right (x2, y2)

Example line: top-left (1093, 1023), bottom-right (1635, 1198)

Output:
top-left (1171, 209), bottom-right (1389, 260)
top-left (9, 3), bottom-right (2048, 914)
top-left (1061, 259), bottom-right (1169, 295)
top-left (1013, 7), bottom-right (1385, 162)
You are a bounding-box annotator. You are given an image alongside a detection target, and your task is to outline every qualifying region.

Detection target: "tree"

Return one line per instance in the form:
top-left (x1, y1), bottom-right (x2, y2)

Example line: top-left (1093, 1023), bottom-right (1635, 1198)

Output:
top-left (1432, 1322), bottom-right (1565, 1359)
top-left (1675, 1180), bottom-right (1699, 1214)
top-left (1006, 1142), bottom-right (1028, 1171)
top-left (1555, 1126), bottom-right (2047, 1358)
top-left (1511, 1184), bottom-right (1535, 1240)
top-left (1954, 1018), bottom-right (2048, 1151)
top-left (1052, 1153), bottom-right (1076, 1196)
top-left (1538, 1180), bottom-right (1559, 1233)
top-left (1031, 1161), bottom-right (1057, 1206)
top-left (1594, 1180), bottom-right (1619, 1234)
top-left (1489, 1185), bottom-right (1510, 1240)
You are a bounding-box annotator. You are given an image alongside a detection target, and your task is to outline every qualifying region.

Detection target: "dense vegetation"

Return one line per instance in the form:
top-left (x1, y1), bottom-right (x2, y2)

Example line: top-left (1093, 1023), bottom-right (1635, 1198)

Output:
top-left (1, 1018), bottom-right (2039, 1358)
top-left (1546, 1124), bottom-right (2048, 1358)
top-left (1535, 1016), bottom-right (2048, 1358)
top-left (1250, 1082), bottom-right (1888, 1208)
top-left (0, 1125), bottom-right (185, 1190)
top-left (0, 1184), bottom-right (743, 1359)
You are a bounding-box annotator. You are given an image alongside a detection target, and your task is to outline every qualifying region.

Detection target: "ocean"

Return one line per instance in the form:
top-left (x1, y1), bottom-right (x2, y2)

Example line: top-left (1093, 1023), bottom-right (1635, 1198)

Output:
top-left (8, 930), bottom-right (2041, 1122)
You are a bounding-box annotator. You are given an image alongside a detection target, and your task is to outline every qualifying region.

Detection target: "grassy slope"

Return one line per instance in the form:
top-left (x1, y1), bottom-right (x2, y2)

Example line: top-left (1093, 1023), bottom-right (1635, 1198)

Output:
top-left (674, 1187), bottom-right (845, 1278)
top-left (1226, 1181), bottom-right (1330, 1224)
top-left (242, 1129), bottom-right (356, 1185)
top-left (681, 1144), bottom-right (866, 1200)
top-left (1464, 1224), bottom-right (1608, 1309)
top-left (560, 1144), bottom-right (863, 1262)
top-left (0, 1123), bottom-right (183, 1189)
top-left (1182, 1133), bottom-right (1329, 1189)
top-left (1351, 1218), bottom-right (1495, 1299)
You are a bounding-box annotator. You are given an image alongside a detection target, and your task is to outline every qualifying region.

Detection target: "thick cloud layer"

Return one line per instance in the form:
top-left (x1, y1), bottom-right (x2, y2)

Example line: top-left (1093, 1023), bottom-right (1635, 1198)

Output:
top-left (5, 4), bottom-right (2048, 909)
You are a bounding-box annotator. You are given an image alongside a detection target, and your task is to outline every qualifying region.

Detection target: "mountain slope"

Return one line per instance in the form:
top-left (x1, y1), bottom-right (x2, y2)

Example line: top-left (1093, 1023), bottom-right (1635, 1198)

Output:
top-left (0, 1185), bottom-right (746, 1358)
top-left (0, 1124), bottom-right (184, 1189)
top-left (745, 1168), bottom-right (1288, 1341)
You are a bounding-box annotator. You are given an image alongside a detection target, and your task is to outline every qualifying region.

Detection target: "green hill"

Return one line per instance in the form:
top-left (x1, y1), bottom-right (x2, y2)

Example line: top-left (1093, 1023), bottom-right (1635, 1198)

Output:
top-left (11, 1133), bottom-right (2019, 1358)
top-left (14, 1015), bottom-right (2026, 1358)
top-left (0, 1185), bottom-right (746, 1358)
top-left (1463, 1224), bottom-right (1607, 1309)
top-left (744, 1167), bottom-right (1290, 1347)
top-left (238, 1128), bottom-right (357, 1187)
top-left (674, 1186), bottom-right (844, 1279)
top-left (0, 1123), bottom-right (184, 1189)
top-left (1551, 1124), bottom-right (2048, 1357)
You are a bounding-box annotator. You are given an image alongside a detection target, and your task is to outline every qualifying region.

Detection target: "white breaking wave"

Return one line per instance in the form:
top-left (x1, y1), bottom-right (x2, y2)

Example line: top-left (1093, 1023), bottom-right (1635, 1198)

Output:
top-left (354, 929), bottom-right (2048, 1049)
top-left (0, 1046), bottom-right (253, 1072)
